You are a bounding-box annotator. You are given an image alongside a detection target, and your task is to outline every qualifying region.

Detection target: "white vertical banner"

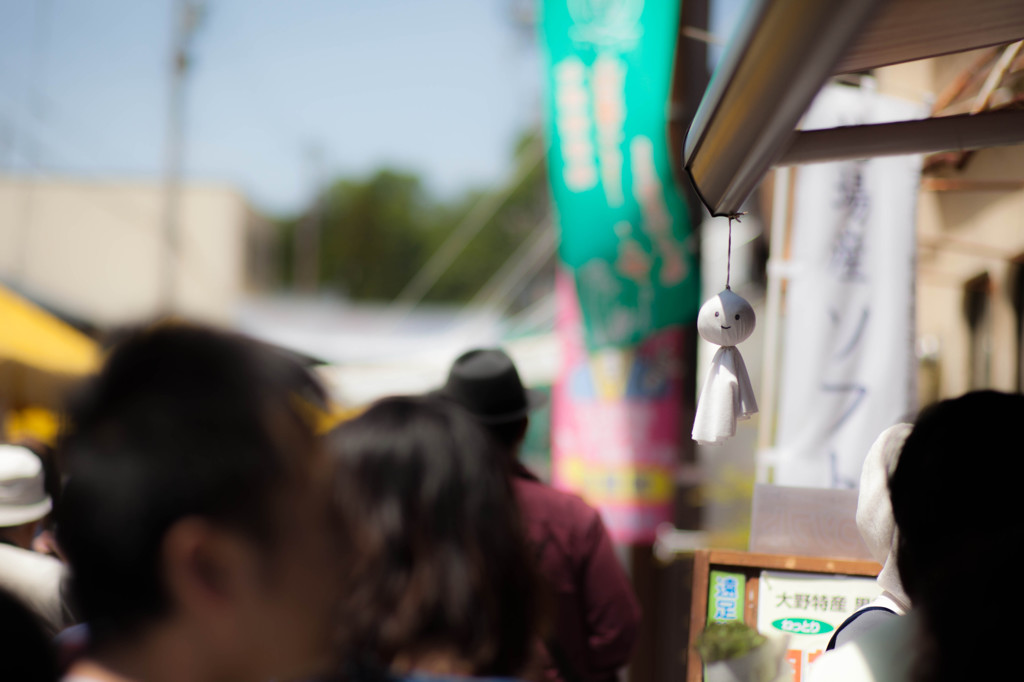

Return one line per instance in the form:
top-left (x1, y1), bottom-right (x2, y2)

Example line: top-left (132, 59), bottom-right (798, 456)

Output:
top-left (767, 84), bottom-right (922, 488)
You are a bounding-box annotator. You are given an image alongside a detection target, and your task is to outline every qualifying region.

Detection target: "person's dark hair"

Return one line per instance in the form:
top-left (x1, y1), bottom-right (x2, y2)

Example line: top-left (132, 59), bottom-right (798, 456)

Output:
top-left (889, 390), bottom-right (1024, 682)
top-left (56, 323), bottom-right (326, 645)
top-left (0, 587), bottom-right (59, 682)
top-left (329, 396), bottom-right (538, 677)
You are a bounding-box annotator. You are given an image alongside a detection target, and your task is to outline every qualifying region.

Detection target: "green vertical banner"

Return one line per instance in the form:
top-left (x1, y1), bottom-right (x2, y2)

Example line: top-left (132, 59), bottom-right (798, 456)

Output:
top-left (540, 0), bottom-right (699, 543)
top-left (540, 0), bottom-right (698, 349)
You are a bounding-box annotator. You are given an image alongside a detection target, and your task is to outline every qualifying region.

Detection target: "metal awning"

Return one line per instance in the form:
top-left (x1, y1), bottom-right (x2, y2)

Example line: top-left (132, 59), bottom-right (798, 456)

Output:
top-left (683, 0), bottom-right (1024, 217)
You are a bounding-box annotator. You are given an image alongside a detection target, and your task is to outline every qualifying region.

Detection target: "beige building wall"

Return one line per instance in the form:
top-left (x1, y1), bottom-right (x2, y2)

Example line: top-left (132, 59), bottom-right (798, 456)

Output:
top-left (0, 176), bottom-right (270, 326)
top-left (877, 51), bottom-right (1024, 405)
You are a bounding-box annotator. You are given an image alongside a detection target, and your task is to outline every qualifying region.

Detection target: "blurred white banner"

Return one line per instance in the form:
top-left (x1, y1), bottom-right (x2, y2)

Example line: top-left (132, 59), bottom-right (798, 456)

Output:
top-left (765, 84), bottom-right (922, 488)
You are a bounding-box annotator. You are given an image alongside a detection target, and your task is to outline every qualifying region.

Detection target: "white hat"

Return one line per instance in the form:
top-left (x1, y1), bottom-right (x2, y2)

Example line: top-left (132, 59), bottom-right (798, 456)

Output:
top-left (0, 444), bottom-right (53, 528)
top-left (856, 423), bottom-right (913, 613)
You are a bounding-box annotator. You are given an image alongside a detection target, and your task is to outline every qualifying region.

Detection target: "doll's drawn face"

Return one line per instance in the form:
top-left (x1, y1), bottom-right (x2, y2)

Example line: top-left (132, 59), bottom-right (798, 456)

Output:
top-left (697, 289), bottom-right (755, 346)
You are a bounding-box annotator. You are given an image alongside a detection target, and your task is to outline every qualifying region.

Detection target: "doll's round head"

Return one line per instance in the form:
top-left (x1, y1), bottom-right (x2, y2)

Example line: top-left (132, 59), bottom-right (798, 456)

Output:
top-left (697, 288), bottom-right (755, 346)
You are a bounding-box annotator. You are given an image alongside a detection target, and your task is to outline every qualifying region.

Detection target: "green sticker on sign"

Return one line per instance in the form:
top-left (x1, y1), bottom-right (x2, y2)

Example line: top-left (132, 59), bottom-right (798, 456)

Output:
top-left (708, 571), bottom-right (745, 623)
top-left (771, 618), bottom-right (836, 636)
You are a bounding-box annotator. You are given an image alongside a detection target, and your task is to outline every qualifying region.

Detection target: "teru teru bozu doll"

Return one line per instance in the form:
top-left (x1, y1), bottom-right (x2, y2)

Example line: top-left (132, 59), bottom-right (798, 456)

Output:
top-left (692, 288), bottom-right (758, 445)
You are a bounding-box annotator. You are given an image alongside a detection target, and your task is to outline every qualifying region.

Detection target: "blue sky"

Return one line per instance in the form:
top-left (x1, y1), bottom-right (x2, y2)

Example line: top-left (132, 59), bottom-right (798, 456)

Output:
top-left (0, 0), bottom-right (745, 216)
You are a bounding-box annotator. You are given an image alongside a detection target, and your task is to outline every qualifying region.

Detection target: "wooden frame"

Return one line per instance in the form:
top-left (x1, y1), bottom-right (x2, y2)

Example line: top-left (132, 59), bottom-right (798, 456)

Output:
top-left (685, 549), bottom-right (882, 682)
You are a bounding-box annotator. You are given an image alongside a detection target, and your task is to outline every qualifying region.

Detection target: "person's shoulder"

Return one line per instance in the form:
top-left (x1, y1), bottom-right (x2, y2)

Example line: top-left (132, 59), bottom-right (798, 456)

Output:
top-left (807, 641), bottom-right (872, 682)
top-left (61, 657), bottom-right (135, 682)
top-left (399, 667), bottom-right (528, 679)
top-left (809, 614), bottom-right (919, 682)
top-left (828, 605), bottom-right (898, 650)
top-left (400, 674), bottom-right (525, 682)
top-left (514, 477), bottom-right (600, 522)
top-left (0, 543), bottom-right (64, 578)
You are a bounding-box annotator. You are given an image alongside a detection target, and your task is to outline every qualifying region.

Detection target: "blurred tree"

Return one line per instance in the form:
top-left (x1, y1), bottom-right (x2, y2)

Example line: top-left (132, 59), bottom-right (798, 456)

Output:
top-left (274, 168), bottom-right (434, 299)
top-left (426, 131), bottom-right (550, 304)
top-left (275, 129), bottom-right (552, 308)
top-left (320, 169), bottom-right (433, 300)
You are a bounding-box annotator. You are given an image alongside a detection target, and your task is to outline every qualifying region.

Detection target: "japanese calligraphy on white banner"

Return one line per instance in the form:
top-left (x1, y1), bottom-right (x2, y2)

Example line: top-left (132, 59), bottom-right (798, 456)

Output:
top-left (768, 84), bottom-right (923, 488)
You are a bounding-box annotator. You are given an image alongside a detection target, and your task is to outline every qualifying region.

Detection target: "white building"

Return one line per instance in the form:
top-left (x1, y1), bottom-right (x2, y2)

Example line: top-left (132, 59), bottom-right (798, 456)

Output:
top-left (0, 175), bottom-right (274, 325)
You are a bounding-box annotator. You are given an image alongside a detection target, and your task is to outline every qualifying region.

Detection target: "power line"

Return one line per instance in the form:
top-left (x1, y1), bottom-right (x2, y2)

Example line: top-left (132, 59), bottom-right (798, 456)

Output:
top-left (467, 216), bottom-right (555, 313)
top-left (485, 236), bottom-right (556, 321)
top-left (9, 0), bottom-right (52, 285)
top-left (388, 137), bottom-right (546, 319)
top-left (504, 292), bottom-right (555, 337)
top-left (160, 0), bottom-right (206, 312)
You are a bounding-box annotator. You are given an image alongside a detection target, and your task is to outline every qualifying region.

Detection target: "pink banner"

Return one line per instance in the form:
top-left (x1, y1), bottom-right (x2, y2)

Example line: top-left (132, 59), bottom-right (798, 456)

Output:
top-left (552, 269), bottom-right (682, 543)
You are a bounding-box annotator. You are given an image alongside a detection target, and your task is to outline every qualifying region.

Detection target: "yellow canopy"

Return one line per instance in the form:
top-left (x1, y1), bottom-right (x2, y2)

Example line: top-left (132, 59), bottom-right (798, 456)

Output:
top-left (0, 285), bottom-right (99, 376)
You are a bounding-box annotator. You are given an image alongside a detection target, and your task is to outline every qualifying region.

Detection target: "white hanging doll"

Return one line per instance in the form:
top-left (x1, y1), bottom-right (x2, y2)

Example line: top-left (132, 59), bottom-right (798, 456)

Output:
top-left (692, 287), bottom-right (758, 445)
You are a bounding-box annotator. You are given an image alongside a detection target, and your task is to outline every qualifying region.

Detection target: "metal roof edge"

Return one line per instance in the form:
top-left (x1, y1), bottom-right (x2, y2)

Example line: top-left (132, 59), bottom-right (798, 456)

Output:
top-left (682, 0), bottom-right (886, 217)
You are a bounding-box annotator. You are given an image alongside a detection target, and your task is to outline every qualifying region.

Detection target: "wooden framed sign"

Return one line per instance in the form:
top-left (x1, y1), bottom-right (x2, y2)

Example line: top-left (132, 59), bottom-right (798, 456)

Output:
top-left (686, 549), bottom-right (882, 682)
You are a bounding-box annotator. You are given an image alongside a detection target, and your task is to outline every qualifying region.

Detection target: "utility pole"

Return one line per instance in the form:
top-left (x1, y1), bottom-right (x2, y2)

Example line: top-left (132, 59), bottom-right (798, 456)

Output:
top-left (160, 0), bottom-right (204, 312)
top-left (12, 0), bottom-right (51, 286)
top-left (294, 143), bottom-right (325, 294)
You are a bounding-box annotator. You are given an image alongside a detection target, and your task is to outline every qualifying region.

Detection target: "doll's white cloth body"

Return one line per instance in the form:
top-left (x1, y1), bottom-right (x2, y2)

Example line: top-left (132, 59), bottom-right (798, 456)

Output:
top-left (692, 345), bottom-right (758, 445)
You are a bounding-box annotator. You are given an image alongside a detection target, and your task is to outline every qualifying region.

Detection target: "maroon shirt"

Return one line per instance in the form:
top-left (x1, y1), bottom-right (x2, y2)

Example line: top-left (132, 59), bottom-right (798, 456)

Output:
top-left (513, 466), bottom-right (641, 682)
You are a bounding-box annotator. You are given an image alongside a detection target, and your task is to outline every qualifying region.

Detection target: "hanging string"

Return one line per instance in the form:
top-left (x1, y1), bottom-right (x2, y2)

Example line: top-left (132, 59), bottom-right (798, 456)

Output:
top-left (726, 217), bottom-right (733, 290)
top-left (725, 212), bottom-right (746, 290)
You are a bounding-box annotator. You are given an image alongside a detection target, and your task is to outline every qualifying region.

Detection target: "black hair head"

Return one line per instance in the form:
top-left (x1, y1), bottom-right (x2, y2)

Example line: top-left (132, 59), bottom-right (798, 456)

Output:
top-left (329, 395), bottom-right (538, 677)
top-left (56, 323), bottom-right (326, 644)
top-left (890, 390), bottom-right (1024, 681)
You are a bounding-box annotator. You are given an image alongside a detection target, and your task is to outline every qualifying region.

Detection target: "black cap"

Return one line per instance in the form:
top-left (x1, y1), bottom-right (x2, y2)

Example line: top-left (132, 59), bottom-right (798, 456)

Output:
top-left (434, 348), bottom-right (548, 424)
